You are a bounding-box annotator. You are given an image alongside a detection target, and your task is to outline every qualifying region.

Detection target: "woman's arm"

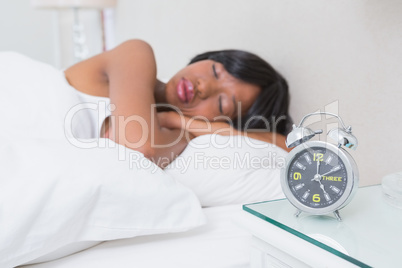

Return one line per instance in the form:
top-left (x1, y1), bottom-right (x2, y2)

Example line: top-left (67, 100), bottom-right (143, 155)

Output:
top-left (66, 40), bottom-right (190, 167)
top-left (158, 111), bottom-right (291, 152)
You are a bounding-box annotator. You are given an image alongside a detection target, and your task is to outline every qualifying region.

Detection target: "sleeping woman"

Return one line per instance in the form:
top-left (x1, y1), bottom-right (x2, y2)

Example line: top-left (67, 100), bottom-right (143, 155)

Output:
top-left (64, 39), bottom-right (292, 167)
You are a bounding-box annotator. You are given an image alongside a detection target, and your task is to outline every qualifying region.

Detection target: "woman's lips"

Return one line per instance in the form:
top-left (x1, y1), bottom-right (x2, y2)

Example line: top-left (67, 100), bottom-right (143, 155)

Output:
top-left (177, 78), bottom-right (194, 103)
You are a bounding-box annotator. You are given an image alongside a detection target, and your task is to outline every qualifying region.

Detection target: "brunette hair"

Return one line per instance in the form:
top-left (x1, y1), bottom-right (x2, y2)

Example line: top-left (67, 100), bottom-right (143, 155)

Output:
top-left (189, 50), bottom-right (292, 135)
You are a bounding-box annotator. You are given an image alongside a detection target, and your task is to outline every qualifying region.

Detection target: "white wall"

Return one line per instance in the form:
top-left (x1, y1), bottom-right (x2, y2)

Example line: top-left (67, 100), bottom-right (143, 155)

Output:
top-left (115, 0), bottom-right (402, 186)
top-left (0, 1), bottom-right (105, 68)
top-left (0, 0), bottom-right (57, 66)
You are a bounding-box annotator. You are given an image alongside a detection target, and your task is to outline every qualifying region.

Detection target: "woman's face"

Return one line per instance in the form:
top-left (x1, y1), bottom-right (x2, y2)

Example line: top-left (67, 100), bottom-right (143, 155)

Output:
top-left (164, 60), bottom-right (261, 122)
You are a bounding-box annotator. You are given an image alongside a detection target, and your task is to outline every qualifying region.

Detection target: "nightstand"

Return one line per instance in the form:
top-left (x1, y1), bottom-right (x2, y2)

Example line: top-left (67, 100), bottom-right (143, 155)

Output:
top-left (236, 185), bottom-right (401, 267)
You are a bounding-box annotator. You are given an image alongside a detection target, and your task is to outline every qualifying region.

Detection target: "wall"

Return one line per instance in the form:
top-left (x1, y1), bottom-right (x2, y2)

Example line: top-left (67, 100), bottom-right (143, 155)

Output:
top-left (115, 0), bottom-right (402, 186)
top-left (0, 0), bottom-right (105, 68)
top-left (0, 0), bottom-right (57, 66)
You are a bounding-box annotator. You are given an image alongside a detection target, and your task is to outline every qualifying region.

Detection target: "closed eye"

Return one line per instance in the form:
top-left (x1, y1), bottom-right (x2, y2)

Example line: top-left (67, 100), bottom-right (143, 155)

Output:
top-left (219, 95), bottom-right (223, 114)
top-left (212, 64), bottom-right (219, 79)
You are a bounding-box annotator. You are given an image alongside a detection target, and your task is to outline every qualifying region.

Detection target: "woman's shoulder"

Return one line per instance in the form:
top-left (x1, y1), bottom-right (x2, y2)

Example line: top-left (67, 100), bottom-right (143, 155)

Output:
top-left (104, 39), bottom-right (157, 72)
top-left (115, 39), bottom-right (154, 52)
top-left (64, 39), bottom-right (156, 97)
top-left (103, 39), bottom-right (155, 62)
top-left (103, 39), bottom-right (157, 86)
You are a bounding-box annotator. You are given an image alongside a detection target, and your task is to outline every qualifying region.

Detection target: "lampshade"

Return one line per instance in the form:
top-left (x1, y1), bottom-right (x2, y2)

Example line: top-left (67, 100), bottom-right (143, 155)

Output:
top-left (31, 0), bottom-right (117, 9)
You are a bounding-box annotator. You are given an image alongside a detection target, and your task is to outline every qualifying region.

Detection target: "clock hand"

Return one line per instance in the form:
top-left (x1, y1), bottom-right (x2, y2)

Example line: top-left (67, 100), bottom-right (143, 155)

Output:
top-left (316, 159), bottom-right (320, 175)
top-left (318, 180), bottom-right (327, 194)
top-left (311, 174), bottom-right (328, 194)
top-left (313, 161), bottom-right (328, 194)
top-left (311, 161), bottom-right (321, 182)
top-left (321, 166), bottom-right (341, 177)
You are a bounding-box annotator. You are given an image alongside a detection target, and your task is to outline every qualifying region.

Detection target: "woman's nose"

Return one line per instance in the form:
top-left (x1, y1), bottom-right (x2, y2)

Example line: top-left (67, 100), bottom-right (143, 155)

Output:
top-left (196, 79), bottom-right (214, 99)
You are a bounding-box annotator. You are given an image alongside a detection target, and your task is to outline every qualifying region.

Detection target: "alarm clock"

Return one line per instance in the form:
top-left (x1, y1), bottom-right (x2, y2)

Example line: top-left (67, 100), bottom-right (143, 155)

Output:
top-left (280, 112), bottom-right (359, 221)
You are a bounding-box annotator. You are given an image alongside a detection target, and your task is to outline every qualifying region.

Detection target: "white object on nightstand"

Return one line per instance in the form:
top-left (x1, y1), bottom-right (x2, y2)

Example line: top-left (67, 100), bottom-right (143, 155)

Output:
top-left (382, 172), bottom-right (402, 209)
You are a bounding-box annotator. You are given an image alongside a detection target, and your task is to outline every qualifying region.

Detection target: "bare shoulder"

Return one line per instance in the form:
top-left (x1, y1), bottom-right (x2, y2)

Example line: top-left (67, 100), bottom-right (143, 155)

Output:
top-left (104, 39), bottom-right (155, 64)
top-left (103, 39), bottom-right (157, 81)
top-left (111, 39), bottom-right (154, 54)
top-left (64, 39), bottom-right (156, 97)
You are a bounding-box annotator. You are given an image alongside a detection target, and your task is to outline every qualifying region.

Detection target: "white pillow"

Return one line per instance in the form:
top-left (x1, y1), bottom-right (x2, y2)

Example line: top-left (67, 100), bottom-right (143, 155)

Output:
top-left (164, 134), bottom-right (287, 207)
top-left (0, 136), bottom-right (205, 267)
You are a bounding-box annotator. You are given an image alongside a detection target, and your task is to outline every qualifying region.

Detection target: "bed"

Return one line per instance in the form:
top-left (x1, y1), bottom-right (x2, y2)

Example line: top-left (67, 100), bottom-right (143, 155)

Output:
top-left (20, 205), bottom-right (251, 268)
top-left (0, 52), bottom-right (286, 267)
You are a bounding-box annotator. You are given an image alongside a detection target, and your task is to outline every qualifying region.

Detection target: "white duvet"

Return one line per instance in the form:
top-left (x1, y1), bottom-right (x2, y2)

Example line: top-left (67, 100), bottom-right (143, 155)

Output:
top-left (22, 205), bottom-right (252, 268)
top-left (0, 52), bottom-right (205, 267)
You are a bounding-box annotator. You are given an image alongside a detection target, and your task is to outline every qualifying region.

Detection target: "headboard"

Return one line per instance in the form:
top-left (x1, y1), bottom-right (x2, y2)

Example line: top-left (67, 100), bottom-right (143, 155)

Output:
top-left (114, 0), bottom-right (402, 186)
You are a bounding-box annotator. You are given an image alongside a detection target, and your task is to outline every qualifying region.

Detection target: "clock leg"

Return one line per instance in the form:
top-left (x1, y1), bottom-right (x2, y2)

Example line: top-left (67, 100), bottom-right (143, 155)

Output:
top-left (334, 210), bottom-right (342, 221)
top-left (294, 209), bottom-right (302, 218)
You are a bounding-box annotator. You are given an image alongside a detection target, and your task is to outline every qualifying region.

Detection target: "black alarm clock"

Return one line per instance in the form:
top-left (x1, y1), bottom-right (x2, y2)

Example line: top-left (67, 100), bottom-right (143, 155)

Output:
top-left (281, 112), bottom-right (359, 221)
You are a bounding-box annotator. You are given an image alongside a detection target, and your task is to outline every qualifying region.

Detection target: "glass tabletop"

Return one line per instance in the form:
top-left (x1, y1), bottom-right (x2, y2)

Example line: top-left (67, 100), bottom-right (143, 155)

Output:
top-left (243, 185), bottom-right (402, 268)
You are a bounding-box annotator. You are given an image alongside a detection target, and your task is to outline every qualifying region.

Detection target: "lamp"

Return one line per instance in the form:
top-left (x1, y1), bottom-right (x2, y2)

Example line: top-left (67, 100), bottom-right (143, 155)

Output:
top-left (31, 0), bottom-right (117, 63)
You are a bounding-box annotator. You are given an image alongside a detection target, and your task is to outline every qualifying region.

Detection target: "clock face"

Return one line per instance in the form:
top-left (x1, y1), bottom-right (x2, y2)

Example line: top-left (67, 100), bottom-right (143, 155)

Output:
top-left (286, 146), bottom-right (348, 209)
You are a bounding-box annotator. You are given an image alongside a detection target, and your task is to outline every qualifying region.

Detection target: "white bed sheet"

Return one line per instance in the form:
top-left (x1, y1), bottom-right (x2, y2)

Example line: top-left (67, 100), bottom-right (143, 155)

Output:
top-left (20, 205), bottom-right (251, 268)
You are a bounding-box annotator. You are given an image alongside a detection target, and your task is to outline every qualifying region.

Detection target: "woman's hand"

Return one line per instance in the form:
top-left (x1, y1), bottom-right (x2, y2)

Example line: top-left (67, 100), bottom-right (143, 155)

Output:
top-left (157, 111), bottom-right (290, 152)
top-left (157, 111), bottom-right (197, 142)
top-left (157, 111), bottom-right (236, 136)
top-left (157, 111), bottom-right (184, 130)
